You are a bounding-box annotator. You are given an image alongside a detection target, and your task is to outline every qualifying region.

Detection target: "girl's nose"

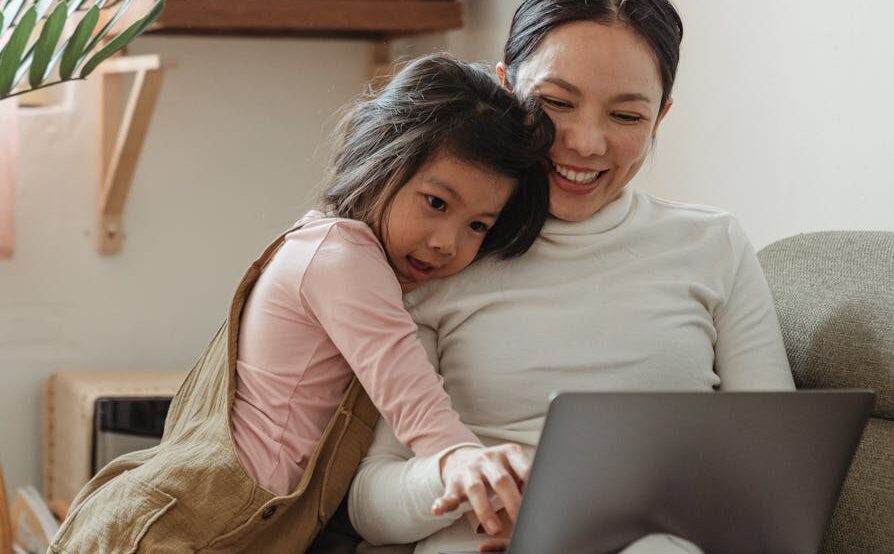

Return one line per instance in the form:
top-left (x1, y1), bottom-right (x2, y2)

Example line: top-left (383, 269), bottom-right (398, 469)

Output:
top-left (428, 227), bottom-right (456, 257)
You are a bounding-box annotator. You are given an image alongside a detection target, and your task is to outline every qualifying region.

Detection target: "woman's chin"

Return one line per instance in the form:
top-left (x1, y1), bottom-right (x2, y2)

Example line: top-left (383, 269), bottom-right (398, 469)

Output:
top-left (549, 204), bottom-right (593, 222)
top-left (547, 173), bottom-right (628, 221)
top-left (548, 189), bottom-right (606, 222)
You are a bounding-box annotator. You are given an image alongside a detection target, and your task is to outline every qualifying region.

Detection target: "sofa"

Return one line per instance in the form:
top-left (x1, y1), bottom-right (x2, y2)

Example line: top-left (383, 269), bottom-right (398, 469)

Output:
top-left (757, 231), bottom-right (894, 554)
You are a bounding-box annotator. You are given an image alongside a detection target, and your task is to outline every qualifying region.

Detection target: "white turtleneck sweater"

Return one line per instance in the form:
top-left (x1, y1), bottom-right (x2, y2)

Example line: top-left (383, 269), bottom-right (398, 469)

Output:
top-left (348, 188), bottom-right (795, 554)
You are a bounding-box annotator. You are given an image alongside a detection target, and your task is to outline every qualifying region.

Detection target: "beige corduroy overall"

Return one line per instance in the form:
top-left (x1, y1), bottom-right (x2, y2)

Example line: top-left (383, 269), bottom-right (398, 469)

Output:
top-left (49, 226), bottom-right (379, 553)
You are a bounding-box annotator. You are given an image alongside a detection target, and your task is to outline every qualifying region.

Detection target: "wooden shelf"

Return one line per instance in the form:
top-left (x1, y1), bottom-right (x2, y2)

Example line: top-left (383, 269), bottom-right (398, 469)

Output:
top-left (151, 0), bottom-right (463, 38)
top-left (87, 1), bottom-right (461, 254)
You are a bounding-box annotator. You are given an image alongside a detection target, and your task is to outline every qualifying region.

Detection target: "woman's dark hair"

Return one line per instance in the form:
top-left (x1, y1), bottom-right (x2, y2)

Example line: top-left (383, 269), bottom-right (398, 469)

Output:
top-left (504, 0), bottom-right (684, 109)
top-left (321, 53), bottom-right (553, 259)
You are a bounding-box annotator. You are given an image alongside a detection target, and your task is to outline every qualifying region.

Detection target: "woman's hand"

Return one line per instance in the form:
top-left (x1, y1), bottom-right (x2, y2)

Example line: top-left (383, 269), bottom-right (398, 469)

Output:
top-left (432, 444), bottom-right (531, 536)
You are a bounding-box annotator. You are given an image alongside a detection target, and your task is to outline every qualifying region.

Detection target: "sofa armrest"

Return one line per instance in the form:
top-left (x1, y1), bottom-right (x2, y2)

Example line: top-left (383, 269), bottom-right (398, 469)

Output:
top-left (758, 231), bottom-right (894, 420)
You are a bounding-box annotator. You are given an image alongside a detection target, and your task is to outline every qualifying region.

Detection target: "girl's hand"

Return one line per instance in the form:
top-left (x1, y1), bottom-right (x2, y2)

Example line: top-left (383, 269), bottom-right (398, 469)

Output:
top-left (479, 538), bottom-right (510, 552)
top-left (432, 444), bottom-right (530, 536)
top-left (478, 509), bottom-right (513, 551)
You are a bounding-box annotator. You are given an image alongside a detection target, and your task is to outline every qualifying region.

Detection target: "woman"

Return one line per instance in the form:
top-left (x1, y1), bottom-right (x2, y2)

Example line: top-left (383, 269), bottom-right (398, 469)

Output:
top-left (347, 1), bottom-right (795, 553)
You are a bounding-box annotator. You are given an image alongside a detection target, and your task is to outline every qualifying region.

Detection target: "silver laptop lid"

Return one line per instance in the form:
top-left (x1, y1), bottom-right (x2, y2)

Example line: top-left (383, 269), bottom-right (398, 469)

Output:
top-left (507, 391), bottom-right (874, 554)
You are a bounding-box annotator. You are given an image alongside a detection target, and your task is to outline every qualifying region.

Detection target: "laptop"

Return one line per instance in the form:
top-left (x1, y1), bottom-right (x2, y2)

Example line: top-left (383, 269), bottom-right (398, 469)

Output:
top-left (444, 390), bottom-right (874, 554)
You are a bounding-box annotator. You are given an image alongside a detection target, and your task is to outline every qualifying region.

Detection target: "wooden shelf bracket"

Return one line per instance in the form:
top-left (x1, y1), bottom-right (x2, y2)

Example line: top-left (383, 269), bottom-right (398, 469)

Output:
top-left (98, 54), bottom-right (167, 255)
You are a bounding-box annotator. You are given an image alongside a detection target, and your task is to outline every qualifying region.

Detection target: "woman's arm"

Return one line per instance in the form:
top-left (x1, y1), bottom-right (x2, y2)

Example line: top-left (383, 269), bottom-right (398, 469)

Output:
top-left (348, 323), bottom-right (530, 545)
top-left (348, 418), bottom-right (461, 545)
top-left (714, 220), bottom-right (795, 390)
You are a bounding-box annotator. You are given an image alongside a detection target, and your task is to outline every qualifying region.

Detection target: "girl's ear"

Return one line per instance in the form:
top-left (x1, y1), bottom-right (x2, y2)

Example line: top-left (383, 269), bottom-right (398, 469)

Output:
top-left (496, 62), bottom-right (512, 90)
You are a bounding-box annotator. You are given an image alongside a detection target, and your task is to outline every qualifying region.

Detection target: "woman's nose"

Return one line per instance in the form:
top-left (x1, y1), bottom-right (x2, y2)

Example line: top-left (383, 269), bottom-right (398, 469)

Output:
top-left (563, 119), bottom-right (608, 158)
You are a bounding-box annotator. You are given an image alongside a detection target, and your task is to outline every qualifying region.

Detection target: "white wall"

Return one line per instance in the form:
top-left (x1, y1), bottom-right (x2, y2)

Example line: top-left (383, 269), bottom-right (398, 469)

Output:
top-left (0, 35), bottom-right (372, 493)
top-left (400, 0), bottom-right (894, 249)
top-left (642, 0), bottom-right (894, 248)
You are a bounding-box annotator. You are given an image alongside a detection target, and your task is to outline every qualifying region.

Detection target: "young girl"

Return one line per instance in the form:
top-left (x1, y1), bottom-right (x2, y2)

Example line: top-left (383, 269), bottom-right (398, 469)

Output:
top-left (232, 52), bottom-right (552, 497)
top-left (50, 53), bottom-right (552, 553)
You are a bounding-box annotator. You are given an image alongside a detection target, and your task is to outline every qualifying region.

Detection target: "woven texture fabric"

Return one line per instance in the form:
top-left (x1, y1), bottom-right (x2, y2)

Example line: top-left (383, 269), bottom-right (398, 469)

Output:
top-left (758, 231), bottom-right (894, 553)
top-left (819, 418), bottom-right (894, 553)
top-left (758, 231), bottom-right (894, 419)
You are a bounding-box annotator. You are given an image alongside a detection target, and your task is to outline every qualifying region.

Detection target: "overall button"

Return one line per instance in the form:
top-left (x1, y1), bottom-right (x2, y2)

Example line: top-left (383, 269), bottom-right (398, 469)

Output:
top-left (261, 505), bottom-right (277, 520)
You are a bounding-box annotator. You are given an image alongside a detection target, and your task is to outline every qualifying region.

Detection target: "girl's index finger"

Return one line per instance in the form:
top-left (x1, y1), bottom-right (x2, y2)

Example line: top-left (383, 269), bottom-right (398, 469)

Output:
top-left (506, 447), bottom-right (532, 482)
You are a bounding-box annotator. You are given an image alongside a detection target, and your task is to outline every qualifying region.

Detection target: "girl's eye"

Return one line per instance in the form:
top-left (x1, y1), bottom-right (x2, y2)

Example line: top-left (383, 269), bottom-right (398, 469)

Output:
top-left (539, 96), bottom-right (573, 110)
top-left (426, 195), bottom-right (447, 211)
top-left (612, 112), bottom-right (643, 123)
top-left (469, 221), bottom-right (489, 234)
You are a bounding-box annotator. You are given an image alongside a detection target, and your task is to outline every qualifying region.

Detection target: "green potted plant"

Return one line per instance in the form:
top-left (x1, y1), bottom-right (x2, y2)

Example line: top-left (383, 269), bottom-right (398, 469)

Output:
top-left (0, 0), bottom-right (164, 100)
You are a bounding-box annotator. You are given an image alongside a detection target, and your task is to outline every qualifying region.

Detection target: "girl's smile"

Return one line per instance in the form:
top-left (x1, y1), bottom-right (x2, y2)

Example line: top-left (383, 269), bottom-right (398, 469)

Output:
top-left (380, 150), bottom-right (516, 292)
top-left (405, 255), bottom-right (437, 282)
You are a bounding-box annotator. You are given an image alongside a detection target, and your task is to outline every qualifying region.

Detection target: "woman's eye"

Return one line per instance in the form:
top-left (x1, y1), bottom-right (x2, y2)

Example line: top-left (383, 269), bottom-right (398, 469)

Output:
top-left (539, 96), bottom-right (573, 110)
top-left (426, 195), bottom-right (447, 211)
top-left (613, 112), bottom-right (643, 123)
top-left (469, 221), bottom-right (489, 234)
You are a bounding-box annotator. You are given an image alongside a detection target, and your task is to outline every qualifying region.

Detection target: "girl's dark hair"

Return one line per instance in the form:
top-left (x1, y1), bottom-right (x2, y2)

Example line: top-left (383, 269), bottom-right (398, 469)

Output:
top-left (504, 0), bottom-right (684, 110)
top-left (321, 53), bottom-right (553, 259)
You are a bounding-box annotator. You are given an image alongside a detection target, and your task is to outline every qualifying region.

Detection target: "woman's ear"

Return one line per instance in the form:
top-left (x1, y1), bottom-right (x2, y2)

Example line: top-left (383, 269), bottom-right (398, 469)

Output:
top-left (496, 62), bottom-right (512, 90)
top-left (653, 97), bottom-right (674, 136)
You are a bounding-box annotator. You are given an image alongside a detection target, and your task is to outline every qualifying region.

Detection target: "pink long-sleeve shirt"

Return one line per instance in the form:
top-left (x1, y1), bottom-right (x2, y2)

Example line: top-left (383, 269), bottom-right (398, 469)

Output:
top-left (231, 214), bottom-right (479, 496)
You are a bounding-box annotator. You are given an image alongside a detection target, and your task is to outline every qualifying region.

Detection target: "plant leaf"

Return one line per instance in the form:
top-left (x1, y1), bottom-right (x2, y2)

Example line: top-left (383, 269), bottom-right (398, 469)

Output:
top-left (39, 0), bottom-right (90, 81)
top-left (66, 0), bottom-right (92, 18)
top-left (0, 4), bottom-right (36, 96)
top-left (79, 0), bottom-right (163, 78)
top-left (34, 0), bottom-right (56, 20)
top-left (11, 0), bottom-right (69, 90)
top-left (0, 0), bottom-right (24, 37)
top-left (79, 0), bottom-right (133, 60)
top-left (59, 3), bottom-right (98, 80)
top-left (29, 0), bottom-right (67, 87)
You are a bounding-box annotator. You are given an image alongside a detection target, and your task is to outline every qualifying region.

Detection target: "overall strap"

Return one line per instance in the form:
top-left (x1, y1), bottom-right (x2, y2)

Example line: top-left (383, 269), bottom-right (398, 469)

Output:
top-left (163, 221), bottom-right (312, 440)
top-left (225, 220), bottom-right (312, 404)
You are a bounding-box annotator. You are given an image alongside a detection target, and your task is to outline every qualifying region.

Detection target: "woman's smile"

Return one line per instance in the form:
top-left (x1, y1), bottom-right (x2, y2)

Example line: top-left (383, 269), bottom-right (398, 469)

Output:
top-left (551, 161), bottom-right (607, 195)
top-left (510, 21), bottom-right (669, 222)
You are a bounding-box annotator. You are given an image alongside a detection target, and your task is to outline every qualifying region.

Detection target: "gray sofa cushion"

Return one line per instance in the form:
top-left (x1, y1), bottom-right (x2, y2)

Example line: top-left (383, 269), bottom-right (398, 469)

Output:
top-left (821, 417), bottom-right (894, 553)
top-left (758, 231), bottom-right (894, 420)
top-left (759, 231), bottom-right (894, 553)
